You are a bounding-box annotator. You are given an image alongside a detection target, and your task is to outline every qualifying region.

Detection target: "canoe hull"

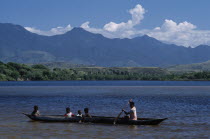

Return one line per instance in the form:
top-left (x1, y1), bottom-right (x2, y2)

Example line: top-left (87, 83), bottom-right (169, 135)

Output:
top-left (23, 114), bottom-right (167, 125)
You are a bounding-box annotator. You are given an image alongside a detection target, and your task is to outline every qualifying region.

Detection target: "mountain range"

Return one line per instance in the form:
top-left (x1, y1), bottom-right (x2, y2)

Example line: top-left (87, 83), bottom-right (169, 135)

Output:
top-left (1, 23), bottom-right (210, 67)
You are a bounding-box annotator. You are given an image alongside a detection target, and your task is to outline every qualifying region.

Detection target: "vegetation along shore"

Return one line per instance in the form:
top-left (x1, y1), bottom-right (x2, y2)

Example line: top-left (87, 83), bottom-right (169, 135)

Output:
top-left (0, 61), bottom-right (210, 81)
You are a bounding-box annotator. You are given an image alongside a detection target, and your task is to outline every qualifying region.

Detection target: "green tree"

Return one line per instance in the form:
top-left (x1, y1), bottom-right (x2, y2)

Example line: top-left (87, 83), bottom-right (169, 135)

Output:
top-left (32, 64), bottom-right (49, 70)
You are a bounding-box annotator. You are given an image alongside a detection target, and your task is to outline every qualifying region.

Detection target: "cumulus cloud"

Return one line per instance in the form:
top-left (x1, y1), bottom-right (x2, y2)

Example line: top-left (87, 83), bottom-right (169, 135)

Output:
top-left (25, 4), bottom-right (210, 47)
top-left (80, 4), bottom-right (145, 38)
top-left (81, 21), bottom-right (90, 29)
top-left (103, 4), bottom-right (145, 32)
top-left (25, 24), bottom-right (72, 36)
top-left (144, 20), bottom-right (210, 47)
top-left (80, 21), bottom-right (130, 38)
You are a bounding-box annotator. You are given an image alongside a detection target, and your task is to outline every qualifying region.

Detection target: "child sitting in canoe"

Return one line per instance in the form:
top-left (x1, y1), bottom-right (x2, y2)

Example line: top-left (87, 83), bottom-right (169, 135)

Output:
top-left (84, 108), bottom-right (92, 118)
top-left (31, 105), bottom-right (40, 116)
top-left (76, 110), bottom-right (82, 117)
top-left (64, 107), bottom-right (74, 118)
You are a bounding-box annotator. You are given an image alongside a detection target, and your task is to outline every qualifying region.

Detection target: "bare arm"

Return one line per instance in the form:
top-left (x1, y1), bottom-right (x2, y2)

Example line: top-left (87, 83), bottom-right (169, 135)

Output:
top-left (122, 109), bottom-right (130, 115)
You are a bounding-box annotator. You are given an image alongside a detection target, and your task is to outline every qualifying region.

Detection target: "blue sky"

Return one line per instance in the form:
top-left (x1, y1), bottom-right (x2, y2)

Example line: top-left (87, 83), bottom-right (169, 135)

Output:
top-left (0, 0), bottom-right (209, 29)
top-left (1, 0), bottom-right (210, 47)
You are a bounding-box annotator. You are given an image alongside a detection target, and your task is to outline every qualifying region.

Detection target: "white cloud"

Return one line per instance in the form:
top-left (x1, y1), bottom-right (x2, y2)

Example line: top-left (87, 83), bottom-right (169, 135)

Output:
top-left (103, 4), bottom-right (145, 32)
top-left (25, 24), bottom-right (72, 36)
top-left (144, 20), bottom-right (210, 47)
top-left (80, 4), bottom-right (145, 39)
top-left (159, 20), bottom-right (196, 32)
top-left (25, 4), bottom-right (210, 47)
top-left (81, 21), bottom-right (90, 29)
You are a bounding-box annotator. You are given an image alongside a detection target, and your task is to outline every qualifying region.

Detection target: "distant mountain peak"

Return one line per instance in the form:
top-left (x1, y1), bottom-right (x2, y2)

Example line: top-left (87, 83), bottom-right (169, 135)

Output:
top-left (1, 22), bottom-right (210, 67)
top-left (64, 27), bottom-right (104, 39)
top-left (195, 45), bottom-right (210, 49)
top-left (132, 34), bottom-right (161, 44)
top-left (141, 35), bottom-right (158, 40)
top-left (70, 27), bottom-right (86, 32)
top-left (64, 27), bottom-right (93, 36)
top-left (0, 23), bottom-right (25, 31)
top-left (142, 34), bottom-right (150, 38)
top-left (0, 23), bottom-right (35, 37)
top-left (0, 23), bottom-right (25, 29)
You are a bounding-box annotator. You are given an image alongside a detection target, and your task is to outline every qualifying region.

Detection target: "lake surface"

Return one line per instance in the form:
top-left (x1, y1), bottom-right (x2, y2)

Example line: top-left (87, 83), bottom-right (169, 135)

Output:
top-left (0, 81), bottom-right (209, 138)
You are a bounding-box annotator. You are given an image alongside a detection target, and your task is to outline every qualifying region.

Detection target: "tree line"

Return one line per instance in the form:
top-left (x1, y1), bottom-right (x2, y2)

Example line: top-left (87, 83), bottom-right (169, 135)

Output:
top-left (1, 61), bottom-right (210, 81)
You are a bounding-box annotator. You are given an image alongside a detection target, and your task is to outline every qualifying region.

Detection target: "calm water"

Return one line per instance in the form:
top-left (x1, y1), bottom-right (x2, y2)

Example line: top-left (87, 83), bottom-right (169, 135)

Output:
top-left (0, 81), bottom-right (209, 138)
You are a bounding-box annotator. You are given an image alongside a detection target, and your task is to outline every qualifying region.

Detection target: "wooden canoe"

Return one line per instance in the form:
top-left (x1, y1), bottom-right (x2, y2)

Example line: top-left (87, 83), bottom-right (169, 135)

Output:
top-left (23, 113), bottom-right (167, 125)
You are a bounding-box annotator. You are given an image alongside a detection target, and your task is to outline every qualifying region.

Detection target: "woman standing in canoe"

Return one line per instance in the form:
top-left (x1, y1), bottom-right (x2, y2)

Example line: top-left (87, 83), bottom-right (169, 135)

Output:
top-left (122, 101), bottom-right (137, 120)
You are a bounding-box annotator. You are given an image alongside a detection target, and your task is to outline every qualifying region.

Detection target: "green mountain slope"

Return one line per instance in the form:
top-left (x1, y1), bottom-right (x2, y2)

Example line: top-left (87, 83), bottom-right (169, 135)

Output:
top-left (167, 60), bottom-right (210, 72)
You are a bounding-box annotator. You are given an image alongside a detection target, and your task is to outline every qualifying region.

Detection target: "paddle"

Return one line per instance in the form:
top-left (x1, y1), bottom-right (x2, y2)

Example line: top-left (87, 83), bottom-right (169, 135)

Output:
top-left (113, 99), bottom-right (132, 125)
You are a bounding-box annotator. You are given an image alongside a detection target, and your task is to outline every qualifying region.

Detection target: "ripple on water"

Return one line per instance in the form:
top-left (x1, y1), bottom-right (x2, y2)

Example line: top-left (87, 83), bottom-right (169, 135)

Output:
top-left (0, 84), bottom-right (210, 138)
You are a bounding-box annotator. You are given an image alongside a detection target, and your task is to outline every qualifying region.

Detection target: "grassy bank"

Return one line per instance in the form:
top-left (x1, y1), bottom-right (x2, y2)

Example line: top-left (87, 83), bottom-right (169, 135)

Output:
top-left (1, 61), bottom-right (210, 81)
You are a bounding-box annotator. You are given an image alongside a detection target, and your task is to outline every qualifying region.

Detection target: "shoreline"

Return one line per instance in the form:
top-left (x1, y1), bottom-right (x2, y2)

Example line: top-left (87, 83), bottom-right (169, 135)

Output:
top-left (1, 79), bottom-right (210, 81)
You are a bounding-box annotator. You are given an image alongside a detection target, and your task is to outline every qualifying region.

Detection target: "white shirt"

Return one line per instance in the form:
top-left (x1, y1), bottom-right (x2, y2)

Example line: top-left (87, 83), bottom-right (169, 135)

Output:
top-left (130, 107), bottom-right (137, 120)
top-left (65, 112), bottom-right (73, 118)
top-left (77, 114), bottom-right (82, 117)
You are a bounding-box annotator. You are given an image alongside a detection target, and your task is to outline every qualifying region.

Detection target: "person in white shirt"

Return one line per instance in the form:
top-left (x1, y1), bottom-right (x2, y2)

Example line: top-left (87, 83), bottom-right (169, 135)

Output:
top-left (122, 101), bottom-right (137, 120)
top-left (64, 107), bottom-right (74, 118)
top-left (76, 110), bottom-right (82, 117)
